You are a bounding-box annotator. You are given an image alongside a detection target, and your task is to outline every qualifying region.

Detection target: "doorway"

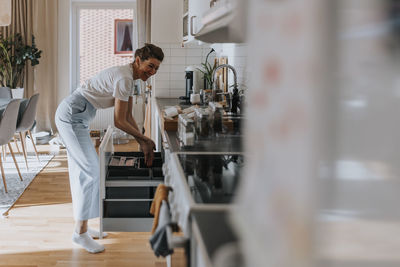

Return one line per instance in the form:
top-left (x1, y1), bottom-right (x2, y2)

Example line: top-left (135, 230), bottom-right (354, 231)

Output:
top-left (71, 1), bottom-right (137, 129)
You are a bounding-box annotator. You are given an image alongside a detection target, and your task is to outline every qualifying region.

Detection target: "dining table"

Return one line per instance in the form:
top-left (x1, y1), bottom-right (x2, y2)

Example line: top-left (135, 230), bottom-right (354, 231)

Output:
top-left (0, 97), bottom-right (29, 120)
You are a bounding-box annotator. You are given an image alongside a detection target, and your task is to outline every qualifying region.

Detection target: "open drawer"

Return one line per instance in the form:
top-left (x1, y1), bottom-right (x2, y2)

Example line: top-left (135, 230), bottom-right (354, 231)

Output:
top-left (107, 151), bottom-right (164, 181)
top-left (99, 126), bottom-right (164, 233)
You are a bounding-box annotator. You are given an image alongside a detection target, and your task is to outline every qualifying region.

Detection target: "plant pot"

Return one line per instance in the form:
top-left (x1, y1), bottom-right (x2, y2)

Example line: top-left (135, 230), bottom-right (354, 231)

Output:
top-left (11, 88), bottom-right (24, 99)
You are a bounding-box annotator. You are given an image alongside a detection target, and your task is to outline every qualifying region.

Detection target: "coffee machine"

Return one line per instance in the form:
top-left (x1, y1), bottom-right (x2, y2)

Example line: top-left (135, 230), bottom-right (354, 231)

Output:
top-left (180, 66), bottom-right (201, 104)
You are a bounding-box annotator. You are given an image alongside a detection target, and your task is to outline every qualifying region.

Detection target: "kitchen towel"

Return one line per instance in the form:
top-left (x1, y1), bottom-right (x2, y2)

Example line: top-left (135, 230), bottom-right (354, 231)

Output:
top-left (150, 183), bottom-right (171, 234)
top-left (149, 200), bottom-right (175, 257)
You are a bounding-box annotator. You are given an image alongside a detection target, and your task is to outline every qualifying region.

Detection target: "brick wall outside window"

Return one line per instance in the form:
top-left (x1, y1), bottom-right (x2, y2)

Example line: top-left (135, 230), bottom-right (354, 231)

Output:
top-left (79, 9), bottom-right (134, 85)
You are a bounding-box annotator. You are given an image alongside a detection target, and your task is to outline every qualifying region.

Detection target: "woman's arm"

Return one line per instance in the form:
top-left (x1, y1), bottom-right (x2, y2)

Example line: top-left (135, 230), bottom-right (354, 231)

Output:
top-left (114, 98), bottom-right (155, 166)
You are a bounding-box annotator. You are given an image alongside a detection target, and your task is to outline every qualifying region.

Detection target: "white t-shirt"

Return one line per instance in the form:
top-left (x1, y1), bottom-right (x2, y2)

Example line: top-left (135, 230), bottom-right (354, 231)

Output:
top-left (77, 64), bottom-right (135, 109)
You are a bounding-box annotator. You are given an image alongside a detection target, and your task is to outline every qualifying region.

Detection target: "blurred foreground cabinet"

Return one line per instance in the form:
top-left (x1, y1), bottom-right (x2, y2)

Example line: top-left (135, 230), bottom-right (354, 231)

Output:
top-left (233, 0), bottom-right (400, 267)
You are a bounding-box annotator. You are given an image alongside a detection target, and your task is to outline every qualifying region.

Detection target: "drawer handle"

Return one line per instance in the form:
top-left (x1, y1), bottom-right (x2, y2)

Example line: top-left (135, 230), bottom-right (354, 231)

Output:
top-left (190, 15), bottom-right (198, 36)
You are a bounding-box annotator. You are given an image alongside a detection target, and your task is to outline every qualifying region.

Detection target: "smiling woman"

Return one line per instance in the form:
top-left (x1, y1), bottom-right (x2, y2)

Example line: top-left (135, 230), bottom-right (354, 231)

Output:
top-left (54, 43), bottom-right (164, 254)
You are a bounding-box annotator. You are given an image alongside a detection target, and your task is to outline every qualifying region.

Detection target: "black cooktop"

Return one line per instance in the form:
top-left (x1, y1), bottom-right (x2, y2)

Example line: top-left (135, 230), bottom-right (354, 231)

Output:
top-left (177, 153), bottom-right (244, 204)
top-left (166, 131), bottom-right (243, 154)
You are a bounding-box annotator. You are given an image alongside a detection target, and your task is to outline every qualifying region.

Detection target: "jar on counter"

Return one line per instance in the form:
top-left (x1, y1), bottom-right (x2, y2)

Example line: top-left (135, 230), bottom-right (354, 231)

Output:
top-left (208, 102), bottom-right (223, 135)
top-left (194, 108), bottom-right (210, 139)
top-left (178, 113), bottom-right (195, 146)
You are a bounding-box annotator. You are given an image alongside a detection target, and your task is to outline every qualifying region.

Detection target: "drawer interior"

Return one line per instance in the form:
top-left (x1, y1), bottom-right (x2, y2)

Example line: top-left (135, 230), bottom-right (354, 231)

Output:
top-left (152, 167), bottom-right (164, 180)
top-left (138, 157), bottom-right (163, 168)
top-left (106, 152), bottom-right (165, 181)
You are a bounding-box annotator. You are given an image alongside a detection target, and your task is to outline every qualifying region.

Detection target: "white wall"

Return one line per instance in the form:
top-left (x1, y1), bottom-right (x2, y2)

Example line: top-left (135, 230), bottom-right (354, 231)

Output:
top-left (151, 41), bottom-right (214, 98)
top-left (211, 43), bottom-right (249, 90)
top-left (151, 41), bottom-right (249, 98)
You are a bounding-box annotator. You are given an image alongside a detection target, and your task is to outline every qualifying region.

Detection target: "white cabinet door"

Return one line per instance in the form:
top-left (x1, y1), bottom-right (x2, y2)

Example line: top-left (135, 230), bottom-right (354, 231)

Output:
top-left (185, 0), bottom-right (209, 43)
top-left (151, 0), bottom-right (182, 43)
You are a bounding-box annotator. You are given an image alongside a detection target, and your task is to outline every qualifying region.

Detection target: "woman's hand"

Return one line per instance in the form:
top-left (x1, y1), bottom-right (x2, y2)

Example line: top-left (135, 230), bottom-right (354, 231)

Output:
top-left (139, 138), bottom-right (156, 167)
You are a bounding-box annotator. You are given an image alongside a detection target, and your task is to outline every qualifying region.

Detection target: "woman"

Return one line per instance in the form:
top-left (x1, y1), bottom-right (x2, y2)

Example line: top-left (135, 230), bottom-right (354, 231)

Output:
top-left (55, 43), bottom-right (164, 253)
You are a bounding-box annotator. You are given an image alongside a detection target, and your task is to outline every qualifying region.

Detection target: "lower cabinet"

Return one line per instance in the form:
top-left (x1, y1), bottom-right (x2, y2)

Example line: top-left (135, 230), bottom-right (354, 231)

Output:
top-left (104, 200), bottom-right (153, 218)
top-left (99, 127), bottom-right (164, 233)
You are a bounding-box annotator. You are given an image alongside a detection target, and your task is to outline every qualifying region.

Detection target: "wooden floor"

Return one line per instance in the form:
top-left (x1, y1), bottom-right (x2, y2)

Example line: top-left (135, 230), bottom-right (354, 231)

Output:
top-left (0, 141), bottom-right (184, 267)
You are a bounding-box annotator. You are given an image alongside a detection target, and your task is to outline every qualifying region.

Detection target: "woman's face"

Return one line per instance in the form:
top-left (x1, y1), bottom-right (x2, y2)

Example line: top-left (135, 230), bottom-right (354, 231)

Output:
top-left (135, 57), bottom-right (161, 81)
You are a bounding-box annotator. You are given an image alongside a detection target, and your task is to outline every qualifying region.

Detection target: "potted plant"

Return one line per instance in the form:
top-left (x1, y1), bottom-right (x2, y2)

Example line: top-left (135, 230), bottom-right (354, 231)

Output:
top-left (197, 48), bottom-right (217, 90)
top-left (0, 33), bottom-right (42, 97)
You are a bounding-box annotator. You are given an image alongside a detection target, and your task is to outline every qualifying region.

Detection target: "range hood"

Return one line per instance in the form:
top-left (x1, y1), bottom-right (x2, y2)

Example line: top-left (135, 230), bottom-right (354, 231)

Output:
top-left (194, 0), bottom-right (247, 43)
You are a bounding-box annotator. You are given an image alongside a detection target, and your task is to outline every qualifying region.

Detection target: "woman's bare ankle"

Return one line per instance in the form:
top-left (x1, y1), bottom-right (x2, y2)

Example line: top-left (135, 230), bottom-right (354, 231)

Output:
top-left (75, 220), bottom-right (88, 234)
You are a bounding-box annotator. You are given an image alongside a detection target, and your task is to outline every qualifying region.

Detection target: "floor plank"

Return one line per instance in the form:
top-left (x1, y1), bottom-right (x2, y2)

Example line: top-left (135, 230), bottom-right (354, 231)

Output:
top-left (0, 142), bottom-right (174, 266)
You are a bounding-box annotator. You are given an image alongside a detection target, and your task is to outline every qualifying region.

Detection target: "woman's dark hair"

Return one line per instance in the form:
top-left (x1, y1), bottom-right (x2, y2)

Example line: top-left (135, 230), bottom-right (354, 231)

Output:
top-left (134, 43), bottom-right (164, 62)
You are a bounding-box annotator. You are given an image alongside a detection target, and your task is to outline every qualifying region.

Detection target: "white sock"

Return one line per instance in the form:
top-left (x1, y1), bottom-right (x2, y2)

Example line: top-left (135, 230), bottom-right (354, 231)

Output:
top-left (72, 232), bottom-right (105, 253)
top-left (87, 228), bottom-right (108, 239)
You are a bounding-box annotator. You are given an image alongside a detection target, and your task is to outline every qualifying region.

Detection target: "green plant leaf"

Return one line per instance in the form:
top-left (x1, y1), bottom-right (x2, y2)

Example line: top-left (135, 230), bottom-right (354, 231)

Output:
top-left (0, 33), bottom-right (42, 88)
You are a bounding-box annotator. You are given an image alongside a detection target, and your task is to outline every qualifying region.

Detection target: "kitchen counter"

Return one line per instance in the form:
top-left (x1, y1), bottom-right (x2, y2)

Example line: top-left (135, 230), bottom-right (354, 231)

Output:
top-left (155, 97), bottom-right (208, 110)
top-left (165, 131), bottom-right (242, 154)
top-left (155, 98), bottom-right (244, 266)
top-left (155, 97), bottom-right (243, 154)
top-left (155, 97), bottom-right (183, 110)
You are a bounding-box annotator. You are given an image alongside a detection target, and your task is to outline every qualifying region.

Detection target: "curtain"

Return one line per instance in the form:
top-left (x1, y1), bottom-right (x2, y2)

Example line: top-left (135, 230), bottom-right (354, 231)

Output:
top-left (0, 0), bottom-right (34, 96)
top-left (32, 0), bottom-right (58, 132)
top-left (0, 0), bottom-right (57, 132)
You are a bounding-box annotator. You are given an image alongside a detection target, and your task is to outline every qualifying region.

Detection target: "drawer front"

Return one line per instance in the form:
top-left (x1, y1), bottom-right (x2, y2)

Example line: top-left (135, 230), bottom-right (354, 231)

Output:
top-left (107, 168), bottom-right (151, 180)
top-left (106, 187), bottom-right (153, 199)
top-left (103, 200), bottom-right (153, 218)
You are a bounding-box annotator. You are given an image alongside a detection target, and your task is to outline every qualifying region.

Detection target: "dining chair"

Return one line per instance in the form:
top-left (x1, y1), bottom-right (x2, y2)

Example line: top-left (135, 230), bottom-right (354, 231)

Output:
top-left (0, 99), bottom-right (23, 193)
top-left (0, 87), bottom-right (12, 99)
top-left (15, 94), bottom-right (40, 170)
top-left (0, 87), bottom-right (13, 160)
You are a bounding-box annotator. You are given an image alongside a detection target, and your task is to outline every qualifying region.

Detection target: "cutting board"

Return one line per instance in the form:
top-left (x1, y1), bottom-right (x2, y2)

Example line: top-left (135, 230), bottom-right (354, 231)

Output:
top-left (161, 115), bottom-right (179, 131)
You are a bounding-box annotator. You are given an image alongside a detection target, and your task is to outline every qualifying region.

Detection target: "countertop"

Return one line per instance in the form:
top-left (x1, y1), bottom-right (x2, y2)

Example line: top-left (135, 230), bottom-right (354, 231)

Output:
top-left (155, 97), bottom-right (243, 154)
top-left (155, 97), bottom-right (243, 266)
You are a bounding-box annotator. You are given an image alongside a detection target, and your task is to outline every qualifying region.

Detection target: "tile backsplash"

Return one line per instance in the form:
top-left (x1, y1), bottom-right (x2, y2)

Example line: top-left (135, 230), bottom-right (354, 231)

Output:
top-left (152, 42), bottom-right (248, 98)
top-left (211, 43), bottom-right (249, 90)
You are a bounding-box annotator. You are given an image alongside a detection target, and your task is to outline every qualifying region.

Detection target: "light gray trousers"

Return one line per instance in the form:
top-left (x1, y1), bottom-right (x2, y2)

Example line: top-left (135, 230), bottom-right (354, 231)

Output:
top-left (55, 91), bottom-right (99, 221)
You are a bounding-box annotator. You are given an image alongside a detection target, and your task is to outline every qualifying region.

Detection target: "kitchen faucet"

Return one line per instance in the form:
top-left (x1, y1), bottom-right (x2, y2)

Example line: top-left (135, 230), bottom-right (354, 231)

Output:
top-left (212, 64), bottom-right (240, 114)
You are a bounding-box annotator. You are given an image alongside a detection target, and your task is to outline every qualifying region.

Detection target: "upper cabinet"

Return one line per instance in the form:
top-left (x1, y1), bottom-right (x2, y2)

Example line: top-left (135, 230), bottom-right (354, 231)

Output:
top-left (185, 0), bottom-right (248, 44)
top-left (182, 0), bottom-right (210, 43)
top-left (151, 0), bottom-right (182, 43)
